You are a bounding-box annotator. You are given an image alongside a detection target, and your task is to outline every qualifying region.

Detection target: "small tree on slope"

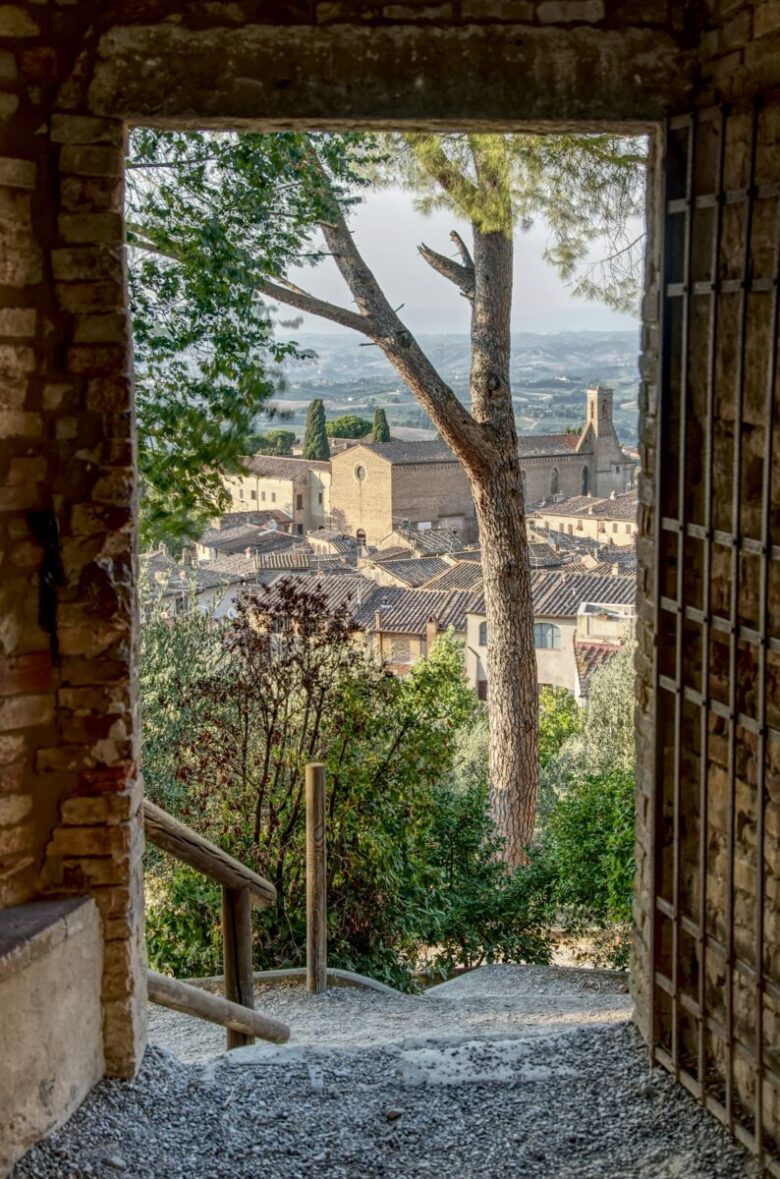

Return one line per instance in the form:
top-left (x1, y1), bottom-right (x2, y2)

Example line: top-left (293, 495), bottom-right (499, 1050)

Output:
top-left (372, 406), bottom-right (391, 442)
top-left (302, 398), bottom-right (330, 460)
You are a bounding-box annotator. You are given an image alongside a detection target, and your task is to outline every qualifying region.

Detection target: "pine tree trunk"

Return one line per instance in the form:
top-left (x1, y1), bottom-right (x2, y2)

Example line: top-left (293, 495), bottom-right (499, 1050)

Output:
top-left (468, 219), bottom-right (538, 867)
top-left (473, 450), bottom-right (538, 866)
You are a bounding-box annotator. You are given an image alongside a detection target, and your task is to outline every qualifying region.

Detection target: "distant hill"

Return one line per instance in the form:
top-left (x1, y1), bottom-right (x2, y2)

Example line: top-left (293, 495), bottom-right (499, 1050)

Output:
top-left (272, 331), bottom-right (641, 446)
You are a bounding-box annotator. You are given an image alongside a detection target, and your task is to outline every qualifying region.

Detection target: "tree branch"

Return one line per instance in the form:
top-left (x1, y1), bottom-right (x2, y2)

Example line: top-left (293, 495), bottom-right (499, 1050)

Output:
top-left (418, 241), bottom-right (475, 300)
top-left (255, 277), bottom-right (375, 337)
top-left (307, 187), bottom-right (491, 476)
top-left (450, 230), bottom-right (474, 271)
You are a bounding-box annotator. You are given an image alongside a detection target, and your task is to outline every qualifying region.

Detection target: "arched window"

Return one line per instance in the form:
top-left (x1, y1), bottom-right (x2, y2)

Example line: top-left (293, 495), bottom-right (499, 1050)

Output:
top-left (534, 622), bottom-right (561, 650)
top-left (550, 467), bottom-right (559, 496)
top-left (582, 466), bottom-right (590, 495)
top-left (478, 621), bottom-right (488, 647)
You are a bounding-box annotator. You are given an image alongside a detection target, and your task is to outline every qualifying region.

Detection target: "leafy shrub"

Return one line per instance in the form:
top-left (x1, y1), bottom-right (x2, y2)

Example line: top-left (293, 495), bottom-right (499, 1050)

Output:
top-left (420, 781), bottom-right (552, 977)
top-left (140, 591), bottom-right (547, 989)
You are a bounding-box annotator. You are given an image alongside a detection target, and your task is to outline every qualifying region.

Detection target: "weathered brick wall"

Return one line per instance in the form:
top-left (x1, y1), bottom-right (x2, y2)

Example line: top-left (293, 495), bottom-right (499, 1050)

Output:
top-left (0, 7), bottom-right (146, 1076)
top-left (392, 462), bottom-right (476, 537)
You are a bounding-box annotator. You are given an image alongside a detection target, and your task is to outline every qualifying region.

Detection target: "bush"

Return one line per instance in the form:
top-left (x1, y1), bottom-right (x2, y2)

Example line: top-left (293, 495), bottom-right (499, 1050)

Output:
top-left (140, 594), bottom-right (547, 989)
top-left (420, 781), bottom-right (551, 977)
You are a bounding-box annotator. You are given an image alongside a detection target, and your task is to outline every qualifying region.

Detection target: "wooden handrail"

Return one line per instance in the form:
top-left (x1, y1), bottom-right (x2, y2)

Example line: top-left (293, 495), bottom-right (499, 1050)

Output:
top-left (148, 972), bottom-right (289, 1044)
top-left (143, 800), bottom-right (276, 910)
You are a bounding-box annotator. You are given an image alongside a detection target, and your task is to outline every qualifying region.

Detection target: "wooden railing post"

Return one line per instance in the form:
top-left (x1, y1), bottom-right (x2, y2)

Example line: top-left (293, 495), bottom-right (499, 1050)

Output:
top-left (306, 762), bottom-right (327, 995)
top-left (222, 885), bottom-right (254, 1049)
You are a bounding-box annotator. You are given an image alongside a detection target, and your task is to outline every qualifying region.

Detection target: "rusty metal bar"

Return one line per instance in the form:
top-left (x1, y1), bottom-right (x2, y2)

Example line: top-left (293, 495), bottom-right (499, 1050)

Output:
top-left (724, 97), bottom-right (761, 1133)
top-left (651, 113), bottom-right (687, 1061)
top-left (698, 102), bottom-right (727, 1098)
top-left (755, 96), bottom-right (779, 1168)
top-left (670, 110), bottom-right (697, 1077)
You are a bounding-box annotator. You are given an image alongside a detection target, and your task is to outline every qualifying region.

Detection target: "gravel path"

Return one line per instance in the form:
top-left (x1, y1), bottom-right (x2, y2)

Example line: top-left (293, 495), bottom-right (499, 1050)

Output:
top-left (13, 965), bottom-right (760, 1179)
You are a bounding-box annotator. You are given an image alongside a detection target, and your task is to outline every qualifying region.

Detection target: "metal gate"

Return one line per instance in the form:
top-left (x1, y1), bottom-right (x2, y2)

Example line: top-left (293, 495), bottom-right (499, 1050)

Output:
top-left (652, 96), bottom-right (780, 1172)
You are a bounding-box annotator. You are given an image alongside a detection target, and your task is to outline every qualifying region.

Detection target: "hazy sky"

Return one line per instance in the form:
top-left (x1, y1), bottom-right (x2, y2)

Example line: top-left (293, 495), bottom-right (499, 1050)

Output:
top-left (286, 188), bottom-right (641, 338)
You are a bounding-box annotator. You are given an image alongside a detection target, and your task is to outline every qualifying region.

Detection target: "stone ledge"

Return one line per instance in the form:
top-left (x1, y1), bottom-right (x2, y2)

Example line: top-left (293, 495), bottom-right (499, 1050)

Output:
top-left (0, 897), bottom-right (104, 1177)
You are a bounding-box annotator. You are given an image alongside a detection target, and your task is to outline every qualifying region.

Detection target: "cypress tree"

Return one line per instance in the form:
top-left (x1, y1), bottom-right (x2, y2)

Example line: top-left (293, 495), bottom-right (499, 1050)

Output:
top-left (372, 406), bottom-right (391, 443)
top-left (302, 399), bottom-right (330, 460)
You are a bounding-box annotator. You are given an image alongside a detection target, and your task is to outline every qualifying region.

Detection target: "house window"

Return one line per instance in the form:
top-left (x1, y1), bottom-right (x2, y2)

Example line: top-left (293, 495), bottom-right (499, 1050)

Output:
top-left (391, 637), bottom-right (411, 663)
top-left (250, 490), bottom-right (257, 501)
top-left (534, 623), bottom-right (561, 650)
top-left (296, 493), bottom-right (303, 510)
top-left (318, 492), bottom-right (323, 504)
top-left (568, 524), bottom-right (573, 534)
top-left (271, 492), bottom-right (276, 502)
top-left (354, 464), bottom-right (366, 481)
top-left (239, 487), bottom-right (244, 499)
top-left (261, 491), bottom-right (266, 502)
top-left (612, 522), bottom-right (618, 533)
top-left (625, 524), bottom-right (632, 534)
top-left (550, 467), bottom-right (559, 496)
top-left (477, 680), bottom-right (488, 702)
top-left (478, 621), bottom-right (488, 647)
top-left (582, 466), bottom-right (590, 495)
top-left (297, 523), bottom-right (304, 535)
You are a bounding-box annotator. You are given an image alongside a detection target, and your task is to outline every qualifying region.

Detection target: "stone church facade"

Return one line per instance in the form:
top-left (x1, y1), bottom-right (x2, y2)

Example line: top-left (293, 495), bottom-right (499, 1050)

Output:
top-left (329, 384), bottom-right (637, 544)
top-left (520, 384), bottom-right (638, 505)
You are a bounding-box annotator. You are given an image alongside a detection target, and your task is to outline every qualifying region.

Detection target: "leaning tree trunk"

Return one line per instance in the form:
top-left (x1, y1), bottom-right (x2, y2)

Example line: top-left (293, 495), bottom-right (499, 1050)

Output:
top-left (468, 220), bottom-right (538, 865)
top-left (255, 140), bottom-right (540, 866)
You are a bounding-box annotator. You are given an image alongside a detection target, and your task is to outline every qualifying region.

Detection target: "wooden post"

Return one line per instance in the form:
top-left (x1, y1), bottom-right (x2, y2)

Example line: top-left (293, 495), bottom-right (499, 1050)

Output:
top-left (222, 885), bottom-right (254, 1049)
top-left (306, 762), bottom-right (327, 995)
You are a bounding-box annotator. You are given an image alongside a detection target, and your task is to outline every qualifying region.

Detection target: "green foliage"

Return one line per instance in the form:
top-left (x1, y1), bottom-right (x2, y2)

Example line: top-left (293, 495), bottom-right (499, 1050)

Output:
top-left (302, 398), bottom-right (331, 460)
top-left (420, 782), bottom-right (551, 977)
top-left (531, 647), bottom-right (637, 968)
top-left (451, 709), bottom-right (489, 792)
top-left (380, 132), bottom-right (646, 312)
top-left (127, 131), bottom-right (369, 546)
top-left (251, 429), bottom-right (296, 456)
top-left (325, 415), bottom-right (372, 438)
top-left (140, 602), bottom-right (547, 988)
top-left (371, 406), bottom-right (391, 442)
top-left (538, 769), bottom-right (635, 969)
top-left (145, 862), bottom-right (223, 978)
top-left (538, 687), bottom-right (581, 769)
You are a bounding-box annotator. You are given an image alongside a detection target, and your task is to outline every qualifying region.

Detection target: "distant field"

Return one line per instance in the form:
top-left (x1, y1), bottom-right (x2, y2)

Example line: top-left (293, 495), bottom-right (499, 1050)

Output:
top-left (264, 330), bottom-right (640, 446)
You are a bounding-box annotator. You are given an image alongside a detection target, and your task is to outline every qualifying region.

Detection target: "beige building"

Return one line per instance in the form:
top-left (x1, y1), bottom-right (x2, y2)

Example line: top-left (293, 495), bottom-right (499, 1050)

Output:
top-left (465, 571), bottom-right (636, 699)
top-left (330, 440), bottom-right (478, 546)
top-left (226, 456), bottom-right (331, 535)
top-left (530, 490), bottom-right (638, 546)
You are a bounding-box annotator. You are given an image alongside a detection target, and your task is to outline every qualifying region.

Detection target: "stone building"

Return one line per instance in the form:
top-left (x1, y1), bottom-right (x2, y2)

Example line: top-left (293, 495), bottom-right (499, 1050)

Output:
top-left (465, 571), bottom-right (637, 698)
top-left (519, 384), bottom-right (637, 502)
top-left (2, 3), bottom-right (780, 1176)
top-left (530, 490), bottom-right (639, 546)
top-left (329, 439), bottom-right (478, 545)
top-left (226, 455), bottom-right (331, 535)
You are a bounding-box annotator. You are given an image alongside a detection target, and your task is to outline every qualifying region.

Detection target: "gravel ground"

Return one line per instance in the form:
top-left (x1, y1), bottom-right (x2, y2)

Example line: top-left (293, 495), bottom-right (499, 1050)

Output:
top-left (13, 966), bottom-right (761, 1179)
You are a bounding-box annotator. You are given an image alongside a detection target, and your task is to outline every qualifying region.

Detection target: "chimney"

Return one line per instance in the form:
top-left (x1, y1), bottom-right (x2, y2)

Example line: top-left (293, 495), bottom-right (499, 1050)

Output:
top-left (425, 616), bottom-right (439, 649)
top-left (375, 609), bottom-right (383, 632)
